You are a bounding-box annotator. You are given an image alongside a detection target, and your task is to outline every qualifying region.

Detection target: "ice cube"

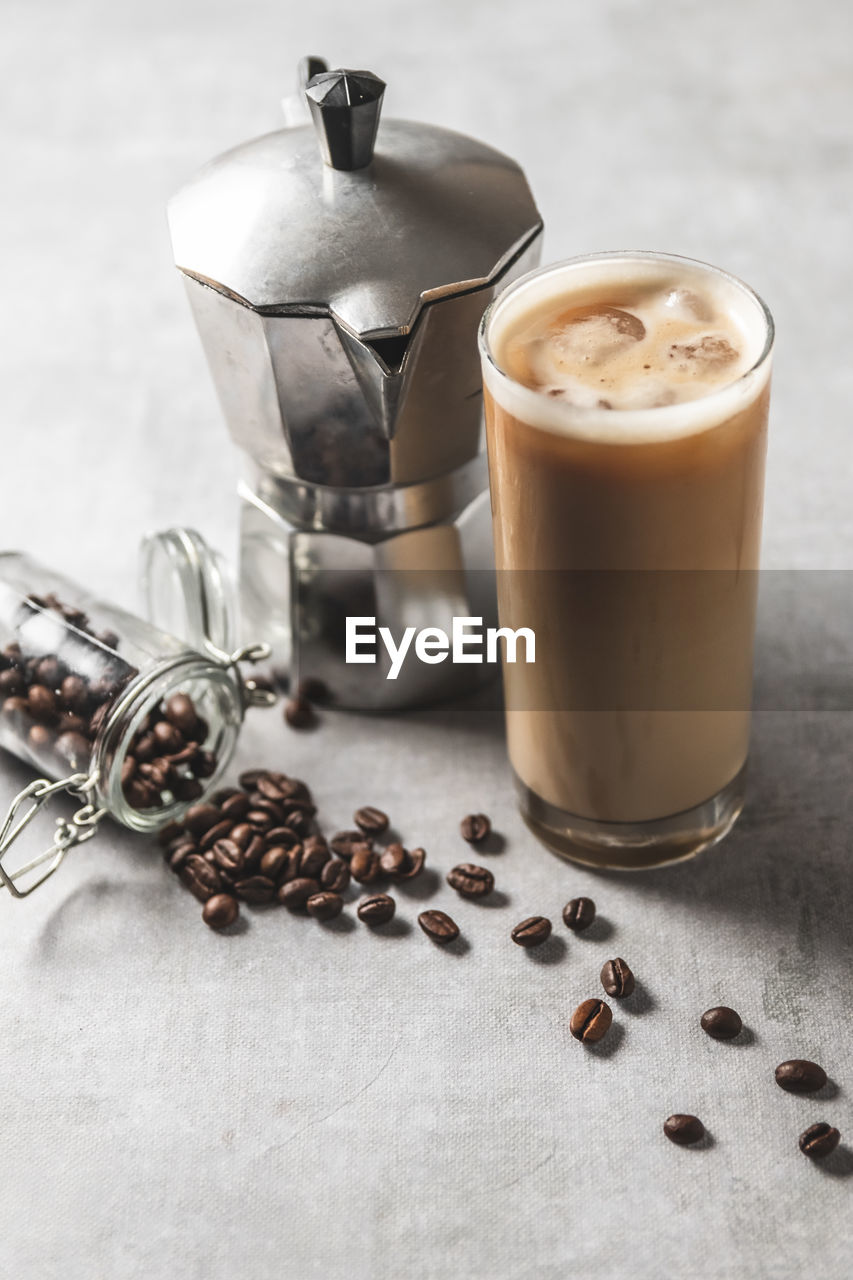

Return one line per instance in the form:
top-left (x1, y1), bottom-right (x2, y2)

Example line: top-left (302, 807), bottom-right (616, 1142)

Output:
top-left (662, 288), bottom-right (715, 323)
top-left (668, 334), bottom-right (739, 372)
top-left (547, 305), bottom-right (646, 369)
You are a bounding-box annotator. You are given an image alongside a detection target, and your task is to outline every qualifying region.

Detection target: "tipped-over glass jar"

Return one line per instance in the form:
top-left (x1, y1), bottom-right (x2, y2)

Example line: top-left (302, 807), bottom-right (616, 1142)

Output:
top-left (0, 529), bottom-right (271, 896)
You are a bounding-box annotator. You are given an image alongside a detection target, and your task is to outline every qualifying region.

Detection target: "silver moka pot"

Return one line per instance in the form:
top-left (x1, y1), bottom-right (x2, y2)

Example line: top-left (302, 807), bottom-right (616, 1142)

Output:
top-left (168, 57), bottom-right (543, 709)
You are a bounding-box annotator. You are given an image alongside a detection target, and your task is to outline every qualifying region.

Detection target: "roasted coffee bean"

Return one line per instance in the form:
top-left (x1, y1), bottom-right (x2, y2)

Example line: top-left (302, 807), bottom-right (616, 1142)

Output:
top-left (169, 842), bottom-right (197, 872)
top-left (418, 909), bottom-right (459, 944)
top-left (283, 809), bottom-right (315, 838)
top-left (248, 793), bottom-right (287, 823)
top-left (210, 839), bottom-right (246, 876)
top-left (600, 958), bottom-right (635, 999)
top-left (88, 701), bottom-right (112, 738)
top-left (255, 775), bottom-right (290, 802)
top-left (299, 843), bottom-right (331, 880)
top-left (663, 1114), bottom-right (705, 1147)
top-left (55, 730), bottom-right (91, 769)
top-left (700, 1006), bottom-right (742, 1040)
top-left (33, 655), bottom-right (65, 688)
top-left (238, 768), bottom-right (267, 791)
top-left (139, 759), bottom-right (174, 791)
top-left (181, 854), bottom-right (223, 902)
top-left (570, 998), bottom-right (613, 1043)
top-left (354, 806), bottom-right (389, 835)
top-left (194, 750), bottom-right (217, 778)
top-left (153, 720), bottom-right (184, 755)
top-left (173, 776), bottom-right (204, 802)
top-left (460, 813), bottom-right (491, 843)
top-left (0, 668), bottom-right (25, 697)
top-left (379, 842), bottom-right (407, 876)
top-left (202, 894), bottom-right (239, 930)
top-left (278, 877), bottom-right (321, 911)
top-left (284, 696), bottom-right (315, 729)
top-left (124, 777), bottom-right (159, 810)
top-left (511, 916), bottom-right (552, 948)
top-left (133, 732), bottom-right (158, 763)
top-left (163, 693), bottom-right (199, 737)
top-left (321, 858), bottom-right (351, 893)
top-left (220, 791), bottom-right (250, 821)
top-left (233, 876), bottom-right (276, 905)
top-left (227, 822), bottom-right (254, 851)
top-left (330, 831), bottom-right (372, 859)
top-left (57, 712), bottom-right (89, 736)
top-left (775, 1060), bottom-right (828, 1094)
top-left (183, 803), bottom-right (222, 836)
top-left (246, 809), bottom-right (273, 833)
top-left (563, 897), bottom-right (596, 931)
top-left (28, 724), bottom-right (54, 753)
top-left (278, 777), bottom-right (313, 803)
top-left (358, 894), bottom-right (396, 926)
top-left (120, 756), bottom-right (137, 786)
top-left (185, 715), bottom-right (208, 744)
top-left (400, 847), bottom-right (426, 879)
top-left (1, 696), bottom-right (28, 724)
top-left (259, 845), bottom-right (293, 881)
top-left (158, 820), bottom-right (184, 848)
top-left (60, 675), bottom-right (89, 713)
top-left (799, 1122), bottom-right (841, 1159)
top-left (350, 846), bottom-right (381, 884)
top-left (198, 819), bottom-right (234, 852)
top-left (242, 835), bottom-right (267, 873)
top-left (447, 863), bottom-right (494, 900)
top-left (264, 825), bottom-right (302, 851)
top-left (307, 891), bottom-right (343, 921)
top-left (28, 684), bottom-right (57, 724)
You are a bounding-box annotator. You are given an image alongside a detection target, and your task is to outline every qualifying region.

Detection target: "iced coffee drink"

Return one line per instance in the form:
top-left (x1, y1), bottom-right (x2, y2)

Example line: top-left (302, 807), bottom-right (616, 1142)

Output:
top-left (479, 252), bottom-right (774, 869)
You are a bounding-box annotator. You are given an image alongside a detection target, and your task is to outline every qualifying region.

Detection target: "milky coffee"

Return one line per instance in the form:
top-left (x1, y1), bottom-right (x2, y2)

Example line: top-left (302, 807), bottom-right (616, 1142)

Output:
top-left (480, 252), bottom-right (773, 868)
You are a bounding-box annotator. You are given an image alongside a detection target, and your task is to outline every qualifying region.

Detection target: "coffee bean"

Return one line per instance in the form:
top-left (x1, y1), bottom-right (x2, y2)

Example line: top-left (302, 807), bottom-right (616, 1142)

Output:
top-left (447, 863), bottom-right (494, 900)
top-left (124, 777), bottom-right (159, 810)
top-left (158, 820), bottom-right (184, 848)
top-left (0, 668), bottom-right (25, 698)
top-left (55, 731), bottom-right (91, 769)
top-left (247, 795), bottom-right (287, 825)
top-left (563, 897), bottom-right (596, 931)
top-left (299, 843), bottom-right (331, 880)
top-left (183, 803), bottom-right (222, 836)
top-left (259, 845), bottom-right (292, 881)
top-left (330, 830), bottom-right (372, 859)
top-left (418, 910), bottom-right (459, 944)
top-left (33, 656), bottom-right (65, 688)
top-left (186, 715), bottom-right (209, 745)
top-left (120, 756), bottom-right (137, 786)
top-left (307, 892), bottom-right (343, 921)
top-left (28, 684), bottom-right (57, 724)
top-left (570, 998), bottom-right (613, 1043)
top-left (460, 813), bottom-right (490, 843)
top-left (181, 854), bottom-right (223, 902)
top-left (153, 720), bottom-right (184, 755)
top-left (799, 1122), bottom-right (841, 1159)
top-left (193, 749), bottom-right (218, 779)
top-left (238, 768), bottom-right (268, 791)
top-left (199, 819), bottom-right (235, 852)
top-left (600, 958), bottom-right (635, 999)
top-left (233, 876), bottom-right (276, 905)
top-left (379, 842), bottom-right (407, 876)
top-left (60, 675), bottom-right (89, 713)
top-left (350, 846), bottom-right (381, 884)
top-left (1, 696), bottom-right (28, 725)
top-left (284, 696), bottom-right (315, 729)
top-left (775, 1060), bottom-right (827, 1094)
top-left (246, 809), bottom-right (273, 833)
top-left (354, 806), bottom-right (389, 835)
top-left (321, 858), bottom-right (351, 893)
top-left (227, 822), bottom-right (254, 851)
top-left (220, 791), bottom-right (250, 821)
top-left (700, 1006), bottom-right (742, 1040)
top-left (283, 807), bottom-right (313, 837)
top-left (358, 894), bottom-right (396, 926)
top-left (202, 894), bottom-right (239, 930)
top-left (173, 777), bottom-right (204, 802)
top-left (28, 724), bottom-right (54, 753)
top-left (264, 825), bottom-right (302, 850)
top-left (278, 877), bottom-right (320, 911)
top-left (663, 1114), bottom-right (705, 1147)
top-left (211, 839), bottom-right (246, 876)
top-left (169, 842), bottom-right (197, 872)
top-left (511, 917), bottom-right (552, 948)
top-left (163, 693), bottom-right (199, 737)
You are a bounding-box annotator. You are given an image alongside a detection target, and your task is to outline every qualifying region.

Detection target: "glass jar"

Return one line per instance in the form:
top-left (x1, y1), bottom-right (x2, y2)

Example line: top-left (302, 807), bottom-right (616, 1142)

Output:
top-left (0, 529), bottom-right (270, 896)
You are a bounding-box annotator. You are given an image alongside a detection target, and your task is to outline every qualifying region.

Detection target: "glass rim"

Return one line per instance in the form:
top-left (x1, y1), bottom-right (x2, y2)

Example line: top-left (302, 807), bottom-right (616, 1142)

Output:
top-left (478, 249), bottom-right (775, 435)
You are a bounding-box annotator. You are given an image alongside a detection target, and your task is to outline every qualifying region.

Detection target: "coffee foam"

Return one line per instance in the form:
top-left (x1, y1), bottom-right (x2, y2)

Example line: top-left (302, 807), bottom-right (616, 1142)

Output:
top-left (481, 254), bottom-right (773, 444)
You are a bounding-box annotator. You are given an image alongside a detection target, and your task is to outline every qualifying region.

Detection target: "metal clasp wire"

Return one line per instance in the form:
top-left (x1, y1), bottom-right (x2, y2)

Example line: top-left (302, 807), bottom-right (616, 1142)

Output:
top-left (227, 641), bottom-right (276, 710)
top-left (0, 773), bottom-right (106, 898)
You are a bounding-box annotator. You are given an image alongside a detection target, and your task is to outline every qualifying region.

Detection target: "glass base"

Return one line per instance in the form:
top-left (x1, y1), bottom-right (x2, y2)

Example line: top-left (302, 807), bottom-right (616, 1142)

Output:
top-left (515, 764), bottom-right (747, 871)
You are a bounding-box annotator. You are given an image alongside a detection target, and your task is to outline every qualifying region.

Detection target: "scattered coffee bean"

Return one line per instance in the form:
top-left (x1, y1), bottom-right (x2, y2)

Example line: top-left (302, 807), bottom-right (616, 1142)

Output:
top-left (460, 813), bottom-right (490, 843)
top-left (202, 894), bottom-right (239, 930)
top-left (775, 1060), bottom-right (828, 1094)
top-left (399, 846), bottom-right (426, 879)
top-left (211, 839), bottom-right (246, 876)
top-left (183, 804), bottom-right (222, 836)
top-left (418, 909), bottom-right (459, 944)
top-left (278, 877), bottom-right (321, 911)
top-left (350, 846), bottom-right (381, 884)
top-left (284, 696), bottom-right (315, 729)
top-left (799, 1123), bottom-right (841, 1159)
top-left (570, 998), bottom-right (613, 1043)
top-left (258, 845), bottom-right (292, 881)
top-left (163, 693), bottom-right (199, 737)
top-left (357, 894), bottom-right (396, 926)
top-left (299, 842), bottom-right (331, 880)
top-left (354, 805), bottom-right (389, 835)
top-left (563, 897), bottom-right (596, 931)
top-left (199, 819), bottom-right (236, 852)
top-left (233, 875), bottom-right (277, 905)
top-left (663, 1114), bottom-right (705, 1147)
top-left (379, 842), bottom-right (407, 876)
top-left (700, 1006), bottom-right (743, 1040)
top-left (180, 854), bottom-right (223, 902)
top-left (600, 958), bottom-right (635, 999)
top-left (330, 830), bottom-right (371, 859)
top-left (447, 863), bottom-right (494, 900)
top-left (321, 858), bottom-right (351, 893)
top-left (511, 916), bottom-right (552, 948)
top-left (307, 891), bottom-right (344, 921)
top-left (220, 791), bottom-right (250, 821)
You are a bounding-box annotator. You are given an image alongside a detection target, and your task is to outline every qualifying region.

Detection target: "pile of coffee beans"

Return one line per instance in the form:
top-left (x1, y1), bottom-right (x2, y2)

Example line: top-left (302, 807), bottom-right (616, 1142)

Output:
top-left (0, 592), bottom-right (136, 776)
top-left (121, 692), bottom-right (218, 810)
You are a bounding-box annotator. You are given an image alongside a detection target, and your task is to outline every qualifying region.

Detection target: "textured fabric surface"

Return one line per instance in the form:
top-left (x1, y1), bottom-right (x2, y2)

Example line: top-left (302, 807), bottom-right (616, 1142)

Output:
top-left (2, 1), bottom-right (853, 1277)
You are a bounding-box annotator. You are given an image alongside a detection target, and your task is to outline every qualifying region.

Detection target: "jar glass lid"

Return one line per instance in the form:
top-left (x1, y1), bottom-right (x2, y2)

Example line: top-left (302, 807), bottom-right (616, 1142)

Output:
top-left (139, 527), bottom-right (236, 659)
